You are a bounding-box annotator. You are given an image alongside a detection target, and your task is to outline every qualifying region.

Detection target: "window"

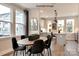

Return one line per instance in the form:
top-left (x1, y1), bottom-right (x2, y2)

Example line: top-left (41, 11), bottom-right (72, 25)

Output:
top-left (66, 19), bottom-right (74, 32)
top-left (57, 20), bottom-right (64, 33)
top-left (0, 5), bottom-right (11, 36)
top-left (16, 10), bottom-right (25, 35)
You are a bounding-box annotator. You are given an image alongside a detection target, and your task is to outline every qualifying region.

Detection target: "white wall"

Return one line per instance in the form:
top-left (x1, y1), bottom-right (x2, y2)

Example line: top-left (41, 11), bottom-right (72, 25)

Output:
top-left (29, 4), bottom-right (79, 33)
top-left (29, 8), bottom-right (40, 35)
top-left (1, 3), bottom-right (79, 55)
top-left (0, 36), bottom-right (21, 55)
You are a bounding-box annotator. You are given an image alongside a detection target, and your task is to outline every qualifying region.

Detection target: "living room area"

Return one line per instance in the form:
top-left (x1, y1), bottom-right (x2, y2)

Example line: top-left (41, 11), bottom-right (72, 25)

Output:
top-left (0, 3), bottom-right (79, 56)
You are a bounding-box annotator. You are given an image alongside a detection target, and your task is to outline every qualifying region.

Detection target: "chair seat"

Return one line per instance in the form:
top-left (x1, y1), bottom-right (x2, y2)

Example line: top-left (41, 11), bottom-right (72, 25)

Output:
top-left (15, 45), bottom-right (26, 51)
top-left (44, 45), bottom-right (49, 49)
top-left (44, 40), bottom-right (49, 44)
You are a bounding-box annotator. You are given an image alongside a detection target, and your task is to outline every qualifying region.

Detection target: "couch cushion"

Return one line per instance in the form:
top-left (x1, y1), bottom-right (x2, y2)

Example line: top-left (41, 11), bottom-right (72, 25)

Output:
top-left (28, 34), bottom-right (40, 41)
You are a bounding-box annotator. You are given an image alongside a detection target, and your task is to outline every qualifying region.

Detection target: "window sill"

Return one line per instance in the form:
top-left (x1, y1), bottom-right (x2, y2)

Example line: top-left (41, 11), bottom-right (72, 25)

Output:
top-left (0, 35), bottom-right (22, 40)
top-left (0, 36), bottom-right (12, 38)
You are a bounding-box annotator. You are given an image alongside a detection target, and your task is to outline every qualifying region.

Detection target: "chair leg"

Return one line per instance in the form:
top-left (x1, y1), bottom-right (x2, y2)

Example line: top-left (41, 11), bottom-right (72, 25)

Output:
top-left (23, 51), bottom-right (25, 56)
top-left (29, 53), bottom-right (31, 56)
top-left (15, 51), bottom-right (17, 56)
top-left (33, 54), bottom-right (34, 56)
top-left (49, 48), bottom-right (52, 56)
top-left (20, 51), bottom-right (22, 55)
top-left (13, 51), bottom-right (15, 56)
top-left (43, 49), bottom-right (45, 54)
top-left (25, 50), bottom-right (30, 56)
top-left (41, 53), bottom-right (44, 56)
top-left (47, 49), bottom-right (49, 56)
top-left (37, 53), bottom-right (39, 56)
top-left (25, 50), bottom-right (26, 56)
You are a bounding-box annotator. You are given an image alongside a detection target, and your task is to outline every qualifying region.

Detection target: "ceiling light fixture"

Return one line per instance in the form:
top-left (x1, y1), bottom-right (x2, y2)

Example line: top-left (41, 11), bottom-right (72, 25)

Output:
top-left (36, 4), bottom-right (54, 7)
top-left (54, 10), bottom-right (57, 23)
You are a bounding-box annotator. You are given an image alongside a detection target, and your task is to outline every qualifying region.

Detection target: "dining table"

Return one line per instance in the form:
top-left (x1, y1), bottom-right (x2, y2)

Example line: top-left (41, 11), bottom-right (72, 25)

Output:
top-left (17, 37), bottom-right (47, 46)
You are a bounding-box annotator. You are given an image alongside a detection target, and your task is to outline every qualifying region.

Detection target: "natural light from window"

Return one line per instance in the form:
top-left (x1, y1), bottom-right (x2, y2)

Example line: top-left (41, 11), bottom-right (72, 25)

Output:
top-left (66, 19), bottom-right (74, 32)
top-left (0, 5), bottom-right (11, 36)
top-left (57, 20), bottom-right (64, 33)
top-left (16, 10), bottom-right (25, 35)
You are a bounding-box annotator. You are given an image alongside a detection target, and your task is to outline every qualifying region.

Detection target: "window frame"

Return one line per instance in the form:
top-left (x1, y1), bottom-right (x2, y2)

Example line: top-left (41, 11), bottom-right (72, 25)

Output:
top-left (15, 10), bottom-right (26, 35)
top-left (0, 5), bottom-right (12, 37)
top-left (66, 18), bottom-right (74, 33)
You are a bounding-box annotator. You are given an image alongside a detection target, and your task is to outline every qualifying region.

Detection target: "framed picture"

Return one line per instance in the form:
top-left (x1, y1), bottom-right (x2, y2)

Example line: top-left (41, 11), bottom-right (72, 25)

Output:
top-left (52, 23), bottom-right (57, 30)
top-left (30, 18), bottom-right (38, 31)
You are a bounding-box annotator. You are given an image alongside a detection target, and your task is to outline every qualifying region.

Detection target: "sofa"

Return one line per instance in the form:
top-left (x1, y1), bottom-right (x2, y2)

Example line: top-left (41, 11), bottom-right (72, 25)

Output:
top-left (28, 34), bottom-right (40, 41)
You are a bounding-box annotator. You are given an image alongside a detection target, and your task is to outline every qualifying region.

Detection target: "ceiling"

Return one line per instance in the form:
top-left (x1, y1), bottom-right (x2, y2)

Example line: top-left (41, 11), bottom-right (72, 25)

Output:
top-left (15, 3), bottom-right (55, 9)
top-left (15, 3), bottom-right (79, 9)
top-left (15, 3), bottom-right (79, 17)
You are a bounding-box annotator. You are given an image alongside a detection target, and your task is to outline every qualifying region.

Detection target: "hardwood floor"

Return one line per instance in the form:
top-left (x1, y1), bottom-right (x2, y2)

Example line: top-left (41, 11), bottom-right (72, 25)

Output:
top-left (3, 40), bottom-right (78, 56)
top-left (6, 40), bottom-right (64, 56)
top-left (53, 43), bottom-right (64, 56)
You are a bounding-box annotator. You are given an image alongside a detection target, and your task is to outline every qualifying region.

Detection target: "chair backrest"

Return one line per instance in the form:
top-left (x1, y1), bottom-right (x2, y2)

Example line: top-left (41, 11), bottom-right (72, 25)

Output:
top-left (31, 40), bottom-right (45, 53)
top-left (51, 32), bottom-right (56, 37)
top-left (45, 35), bottom-right (51, 44)
top-left (51, 32), bottom-right (53, 36)
top-left (21, 35), bottom-right (26, 39)
top-left (47, 37), bottom-right (52, 48)
top-left (45, 35), bottom-right (52, 48)
top-left (12, 37), bottom-right (19, 50)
